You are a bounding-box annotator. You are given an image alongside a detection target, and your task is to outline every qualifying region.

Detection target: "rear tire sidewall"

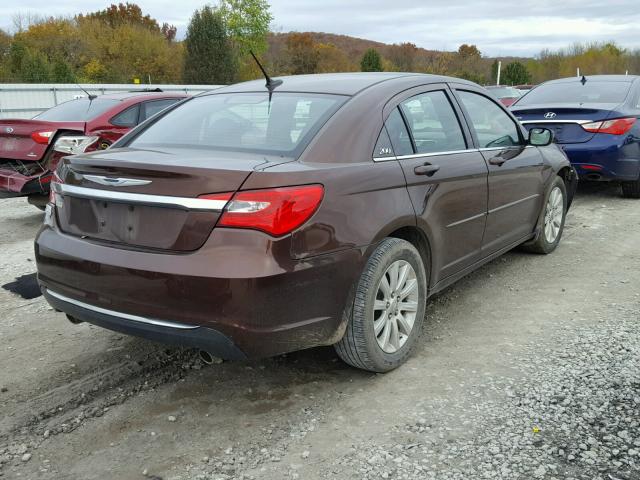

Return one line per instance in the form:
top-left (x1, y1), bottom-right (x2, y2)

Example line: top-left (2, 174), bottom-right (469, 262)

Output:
top-left (350, 239), bottom-right (427, 372)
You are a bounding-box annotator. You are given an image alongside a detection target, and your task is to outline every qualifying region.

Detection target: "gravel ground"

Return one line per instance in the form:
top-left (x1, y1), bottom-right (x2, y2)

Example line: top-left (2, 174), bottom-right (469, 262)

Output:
top-left (0, 181), bottom-right (639, 480)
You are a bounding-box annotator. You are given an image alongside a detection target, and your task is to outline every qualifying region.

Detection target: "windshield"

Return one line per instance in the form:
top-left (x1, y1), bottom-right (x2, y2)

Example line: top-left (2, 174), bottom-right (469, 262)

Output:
top-left (129, 92), bottom-right (347, 156)
top-left (487, 87), bottom-right (521, 99)
top-left (34, 98), bottom-right (121, 122)
top-left (516, 81), bottom-right (631, 105)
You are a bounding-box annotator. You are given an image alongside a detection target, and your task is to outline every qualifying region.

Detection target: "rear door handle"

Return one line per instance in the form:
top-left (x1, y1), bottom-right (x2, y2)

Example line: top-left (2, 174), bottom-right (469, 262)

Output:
top-left (414, 163), bottom-right (440, 176)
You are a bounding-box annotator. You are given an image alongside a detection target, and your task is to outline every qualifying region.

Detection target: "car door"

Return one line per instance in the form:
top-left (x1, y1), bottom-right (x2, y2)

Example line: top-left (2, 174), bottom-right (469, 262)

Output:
top-left (382, 85), bottom-right (489, 283)
top-left (453, 87), bottom-right (545, 254)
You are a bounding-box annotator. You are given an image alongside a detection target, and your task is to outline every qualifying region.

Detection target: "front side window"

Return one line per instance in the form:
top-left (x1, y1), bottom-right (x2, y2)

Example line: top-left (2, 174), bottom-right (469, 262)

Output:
top-left (129, 92), bottom-right (346, 157)
top-left (457, 91), bottom-right (521, 148)
top-left (399, 91), bottom-right (467, 154)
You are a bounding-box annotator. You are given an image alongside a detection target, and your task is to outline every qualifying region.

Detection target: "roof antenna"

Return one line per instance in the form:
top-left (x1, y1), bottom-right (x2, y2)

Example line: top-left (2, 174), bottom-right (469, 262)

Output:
top-left (250, 50), bottom-right (282, 112)
top-left (580, 75), bottom-right (587, 86)
top-left (76, 84), bottom-right (98, 101)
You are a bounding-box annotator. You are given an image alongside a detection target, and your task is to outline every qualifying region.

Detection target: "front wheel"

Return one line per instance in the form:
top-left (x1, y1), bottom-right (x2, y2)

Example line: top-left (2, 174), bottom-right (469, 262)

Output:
top-left (522, 176), bottom-right (567, 254)
top-left (334, 238), bottom-right (428, 372)
top-left (621, 179), bottom-right (640, 198)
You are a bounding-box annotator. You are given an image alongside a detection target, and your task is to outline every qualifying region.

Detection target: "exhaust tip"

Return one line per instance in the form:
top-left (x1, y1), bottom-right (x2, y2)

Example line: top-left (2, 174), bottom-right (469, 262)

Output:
top-left (199, 350), bottom-right (223, 365)
top-left (66, 314), bottom-right (84, 325)
top-left (586, 173), bottom-right (602, 181)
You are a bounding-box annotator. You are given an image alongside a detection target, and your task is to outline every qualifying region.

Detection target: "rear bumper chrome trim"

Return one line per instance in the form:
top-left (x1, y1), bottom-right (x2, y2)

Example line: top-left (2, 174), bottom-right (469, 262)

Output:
top-left (46, 289), bottom-right (199, 330)
top-left (52, 183), bottom-right (228, 211)
top-left (519, 120), bottom-right (590, 125)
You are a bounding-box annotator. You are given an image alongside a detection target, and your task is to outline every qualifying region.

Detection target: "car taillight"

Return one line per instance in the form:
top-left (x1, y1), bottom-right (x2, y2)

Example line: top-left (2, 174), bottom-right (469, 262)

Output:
top-left (49, 170), bottom-right (63, 205)
top-left (53, 135), bottom-right (100, 155)
top-left (31, 130), bottom-right (54, 144)
top-left (582, 117), bottom-right (636, 135)
top-left (199, 184), bottom-right (324, 237)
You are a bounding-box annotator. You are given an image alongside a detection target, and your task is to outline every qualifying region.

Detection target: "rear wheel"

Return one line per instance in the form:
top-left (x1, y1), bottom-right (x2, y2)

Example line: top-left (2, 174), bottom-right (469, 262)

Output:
top-left (334, 238), bottom-right (427, 372)
top-left (522, 176), bottom-right (567, 254)
top-left (621, 179), bottom-right (640, 198)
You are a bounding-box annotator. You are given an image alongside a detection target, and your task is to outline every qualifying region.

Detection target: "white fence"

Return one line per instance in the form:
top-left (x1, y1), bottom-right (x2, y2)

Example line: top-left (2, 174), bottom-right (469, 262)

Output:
top-left (0, 83), bottom-right (224, 119)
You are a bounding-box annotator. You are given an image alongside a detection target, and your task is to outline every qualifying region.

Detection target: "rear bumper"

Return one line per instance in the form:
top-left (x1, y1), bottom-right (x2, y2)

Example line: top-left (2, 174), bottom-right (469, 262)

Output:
top-left (35, 222), bottom-right (365, 359)
top-left (0, 168), bottom-right (51, 196)
top-left (43, 288), bottom-right (247, 360)
top-left (561, 136), bottom-right (640, 181)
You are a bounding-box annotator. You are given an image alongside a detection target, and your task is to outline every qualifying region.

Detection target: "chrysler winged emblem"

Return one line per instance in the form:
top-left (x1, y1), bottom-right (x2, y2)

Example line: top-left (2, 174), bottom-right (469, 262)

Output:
top-left (83, 175), bottom-right (151, 187)
top-left (544, 112), bottom-right (557, 119)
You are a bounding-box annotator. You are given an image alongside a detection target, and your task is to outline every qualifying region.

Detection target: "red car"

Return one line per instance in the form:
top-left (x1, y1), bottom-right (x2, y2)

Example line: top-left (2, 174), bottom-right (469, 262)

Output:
top-left (0, 91), bottom-right (187, 208)
top-left (485, 86), bottom-right (522, 107)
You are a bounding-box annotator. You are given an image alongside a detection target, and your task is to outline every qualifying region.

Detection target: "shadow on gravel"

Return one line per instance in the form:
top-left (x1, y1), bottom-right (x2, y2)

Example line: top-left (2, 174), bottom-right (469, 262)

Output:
top-left (2, 272), bottom-right (41, 299)
top-left (575, 180), bottom-right (625, 198)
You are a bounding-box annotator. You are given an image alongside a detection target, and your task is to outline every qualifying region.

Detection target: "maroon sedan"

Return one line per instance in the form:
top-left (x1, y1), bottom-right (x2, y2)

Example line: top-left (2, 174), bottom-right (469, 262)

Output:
top-left (485, 86), bottom-right (522, 107)
top-left (0, 91), bottom-right (186, 208)
top-left (36, 73), bottom-right (577, 372)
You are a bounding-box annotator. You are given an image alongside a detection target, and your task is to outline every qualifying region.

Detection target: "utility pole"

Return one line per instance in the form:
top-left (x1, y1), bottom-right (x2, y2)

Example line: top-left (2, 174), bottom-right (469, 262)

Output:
top-left (496, 61), bottom-right (501, 86)
top-left (577, 67), bottom-right (580, 78)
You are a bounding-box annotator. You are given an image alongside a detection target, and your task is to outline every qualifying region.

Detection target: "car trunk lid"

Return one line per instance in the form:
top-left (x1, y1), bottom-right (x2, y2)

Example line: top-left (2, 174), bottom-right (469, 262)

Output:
top-left (511, 103), bottom-right (619, 144)
top-left (0, 119), bottom-right (85, 161)
top-left (53, 147), bottom-right (288, 251)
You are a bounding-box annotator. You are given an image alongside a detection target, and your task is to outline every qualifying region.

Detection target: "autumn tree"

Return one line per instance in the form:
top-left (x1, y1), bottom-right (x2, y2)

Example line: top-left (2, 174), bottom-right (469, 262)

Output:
top-left (184, 6), bottom-right (236, 84)
top-left (285, 33), bottom-right (319, 75)
top-left (503, 61), bottom-right (531, 85)
top-left (388, 43), bottom-right (418, 71)
top-left (316, 43), bottom-right (353, 73)
top-left (360, 48), bottom-right (383, 72)
top-left (79, 3), bottom-right (160, 31)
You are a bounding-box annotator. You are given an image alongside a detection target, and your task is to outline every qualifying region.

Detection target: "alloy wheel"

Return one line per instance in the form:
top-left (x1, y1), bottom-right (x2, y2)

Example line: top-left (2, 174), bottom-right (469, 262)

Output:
top-left (372, 260), bottom-right (419, 353)
top-left (544, 186), bottom-right (564, 244)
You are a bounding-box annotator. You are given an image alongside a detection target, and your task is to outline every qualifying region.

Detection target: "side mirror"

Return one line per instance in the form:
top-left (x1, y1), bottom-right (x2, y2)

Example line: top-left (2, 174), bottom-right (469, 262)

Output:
top-left (528, 127), bottom-right (554, 146)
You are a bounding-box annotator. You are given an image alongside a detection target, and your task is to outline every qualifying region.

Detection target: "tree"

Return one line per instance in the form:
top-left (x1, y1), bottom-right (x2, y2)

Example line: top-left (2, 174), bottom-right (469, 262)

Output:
top-left (360, 48), bottom-right (383, 72)
top-left (19, 49), bottom-right (51, 82)
top-left (51, 57), bottom-right (76, 82)
top-left (388, 42), bottom-right (418, 71)
top-left (490, 59), bottom-right (499, 84)
top-left (316, 43), bottom-right (352, 73)
top-left (79, 3), bottom-right (160, 31)
top-left (219, 0), bottom-right (272, 57)
top-left (184, 6), bottom-right (236, 84)
top-left (285, 32), bottom-right (319, 75)
top-left (457, 44), bottom-right (481, 59)
top-left (502, 61), bottom-right (531, 85)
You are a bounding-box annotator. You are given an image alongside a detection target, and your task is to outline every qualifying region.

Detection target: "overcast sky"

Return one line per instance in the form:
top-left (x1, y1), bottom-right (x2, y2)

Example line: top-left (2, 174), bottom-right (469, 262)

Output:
top-left (1, 0), bottom-right (638, 57)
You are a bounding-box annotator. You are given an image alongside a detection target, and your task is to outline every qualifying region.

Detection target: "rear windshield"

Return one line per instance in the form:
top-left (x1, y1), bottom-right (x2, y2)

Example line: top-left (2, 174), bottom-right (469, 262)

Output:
top-left (516, 81), bottom-right (631, 105)
top-left (34, 98), bottom-right (121, 121)
top-left (487, 87), bottom-right (521, 99)
top-left (128, 92), bottom-right (347, 156)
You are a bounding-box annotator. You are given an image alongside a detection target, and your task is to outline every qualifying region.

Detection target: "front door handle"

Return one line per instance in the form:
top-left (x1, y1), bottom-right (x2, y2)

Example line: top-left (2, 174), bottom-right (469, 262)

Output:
top-left (414, 163), bottom-right (440, 176)
top-left (489, 157), bottom-right (507, 166)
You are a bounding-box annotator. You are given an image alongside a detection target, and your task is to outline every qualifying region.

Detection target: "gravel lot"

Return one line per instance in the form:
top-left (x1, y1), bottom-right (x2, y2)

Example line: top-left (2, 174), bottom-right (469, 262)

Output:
top-left (0, 182), bottom-right (638, 480)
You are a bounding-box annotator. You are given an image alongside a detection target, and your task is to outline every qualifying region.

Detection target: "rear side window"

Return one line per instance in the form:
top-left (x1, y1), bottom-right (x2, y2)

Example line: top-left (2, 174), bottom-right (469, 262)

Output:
top-left (34, 98), bottom-right (120, 121)
top-left (129, 92), bottom-right (346, 157)
top-left (385, 108), bottom-right (413, 156)
top-left (399, 91), bottom-right (466, 154)
top-left (516, 81), bottom-right (631, 105)
top-left (141, 99), bottom-right (181, 122)
top-left (111, 105), bottom-right (140, 127)
top-left (457, 91), bottom-right (521, 148)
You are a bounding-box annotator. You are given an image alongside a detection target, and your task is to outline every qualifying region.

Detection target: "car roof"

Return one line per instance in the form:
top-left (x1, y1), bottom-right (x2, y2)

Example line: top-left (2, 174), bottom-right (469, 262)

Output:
top-left (545, 75), bottom-right (640, 84)
top-left (98, 91), bottom-right (188, 101)
top-left (209, 72), bottom-right (477, 96)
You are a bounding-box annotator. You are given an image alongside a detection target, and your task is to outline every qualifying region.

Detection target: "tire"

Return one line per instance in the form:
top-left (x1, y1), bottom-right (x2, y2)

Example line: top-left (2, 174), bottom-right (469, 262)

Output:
top-left (621, 179), bottom-right (640, 198)
top-left (522, 176), bottom-right (567, 254)
top-left (334, 238), bottom-right (428, 372)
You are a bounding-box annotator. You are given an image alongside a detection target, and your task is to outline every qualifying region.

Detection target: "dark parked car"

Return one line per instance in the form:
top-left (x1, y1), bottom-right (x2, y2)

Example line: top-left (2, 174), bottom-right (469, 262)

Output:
top-left (485, 86), bottom-right (522, 107)
top-left (36, 73), bottom-right (577, 372)
top-left (0, 91), bottom-right (186, 208)
top-left (511, 75), bottom-right (640, 197)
